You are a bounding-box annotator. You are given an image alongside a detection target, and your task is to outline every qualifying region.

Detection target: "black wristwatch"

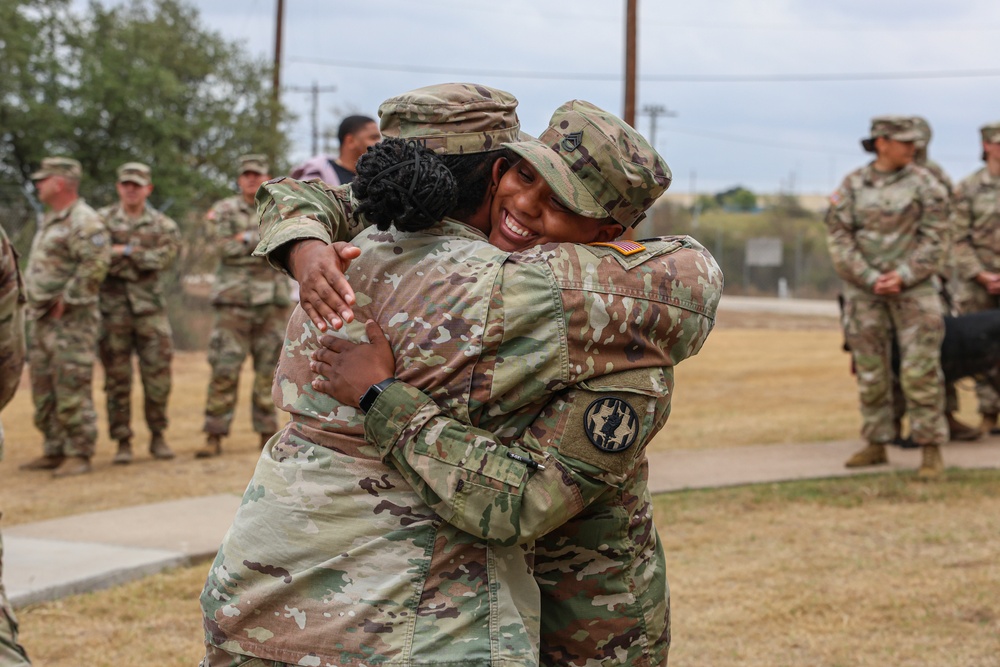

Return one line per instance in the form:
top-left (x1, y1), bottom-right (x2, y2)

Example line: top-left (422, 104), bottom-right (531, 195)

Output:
top-left (358, 378), bottom-right (397, 414)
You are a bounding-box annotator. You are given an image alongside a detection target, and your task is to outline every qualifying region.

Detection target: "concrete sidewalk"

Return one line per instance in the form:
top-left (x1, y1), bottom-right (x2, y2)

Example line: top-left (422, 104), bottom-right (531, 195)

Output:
top-left (5, 437), bottom-right (999, 608)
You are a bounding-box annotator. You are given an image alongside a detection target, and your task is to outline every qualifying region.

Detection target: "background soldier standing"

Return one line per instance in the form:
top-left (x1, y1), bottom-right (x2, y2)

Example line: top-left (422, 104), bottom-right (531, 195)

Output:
top-left (198, 155), bottom-right (289, 457)
top-left (1, 223), bottom-right (31, 665)
top-left (825, 117), bottom-right (950, 479)
top-left (97, 162), bottom-right (180, 464)
top-left (911, 117), bottom-right (980, 441)
top-left (19, 157), bottom-right (110, 478)
top-left (951, 121), bottom-right (1000, 434)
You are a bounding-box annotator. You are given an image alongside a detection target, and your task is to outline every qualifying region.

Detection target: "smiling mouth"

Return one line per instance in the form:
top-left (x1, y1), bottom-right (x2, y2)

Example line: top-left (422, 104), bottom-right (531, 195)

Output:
top-left (502, 211), bottom-right (538, 239)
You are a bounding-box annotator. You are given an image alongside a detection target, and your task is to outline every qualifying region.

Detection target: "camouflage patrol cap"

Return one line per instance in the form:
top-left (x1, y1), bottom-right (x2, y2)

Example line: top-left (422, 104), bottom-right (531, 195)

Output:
top-left (981, 122), bottom-right (1000, 144)
top-left (378, 83), bottom-right (520, 155)
top-left (911, 116), bottom-right (931, 149)
top-left (503, 100), bottom-right (671, 228)
top-left (238, 154), bottom-right (269, 175)
top-left (117, 162), bottom-right (151, 186)
top-left (30, 156), bottom-right (82, 181)
top-left (861, 116), bottom-right (922, 153)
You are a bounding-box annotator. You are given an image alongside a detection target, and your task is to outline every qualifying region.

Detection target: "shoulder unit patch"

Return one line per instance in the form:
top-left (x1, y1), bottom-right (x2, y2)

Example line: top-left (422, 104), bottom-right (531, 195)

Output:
top-left (583, 396), bottom-right (640, 453)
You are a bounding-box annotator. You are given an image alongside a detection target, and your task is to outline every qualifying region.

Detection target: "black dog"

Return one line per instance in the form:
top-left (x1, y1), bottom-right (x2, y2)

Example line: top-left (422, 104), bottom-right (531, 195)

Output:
top-left (940, 309), bottom-right (1000, 390)
top-left (839, 297), bottom-right (1000, 447)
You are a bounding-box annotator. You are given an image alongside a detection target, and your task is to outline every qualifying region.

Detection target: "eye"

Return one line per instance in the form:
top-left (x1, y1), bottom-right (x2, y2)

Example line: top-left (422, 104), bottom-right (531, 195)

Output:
top-left (550, 196), bottom-right (571, 213)
top-left (517, 167), bottom-right (534, 183)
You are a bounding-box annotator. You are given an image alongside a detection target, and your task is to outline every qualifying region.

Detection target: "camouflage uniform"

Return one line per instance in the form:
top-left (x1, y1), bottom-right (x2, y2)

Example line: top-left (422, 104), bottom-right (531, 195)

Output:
top-left (951, 122), bottom-right (1000, 419)
top-left (202, 92), bottom-right (720, 667)
top-left (202, 164), bottom-right (290, 440)
top-left (826, 117), bottom-right (950, 463)
top-left (0, 223), bottom-right (31, 665)
top-left (24, 159), bottom-right (110, 463)
top-left (97, 167), bottom-right (180, 445)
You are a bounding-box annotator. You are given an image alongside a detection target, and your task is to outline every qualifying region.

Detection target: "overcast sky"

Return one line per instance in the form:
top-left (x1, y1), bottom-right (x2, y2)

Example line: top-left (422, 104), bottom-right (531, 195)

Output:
top-left (83, 0), bottom-right (1000, 195)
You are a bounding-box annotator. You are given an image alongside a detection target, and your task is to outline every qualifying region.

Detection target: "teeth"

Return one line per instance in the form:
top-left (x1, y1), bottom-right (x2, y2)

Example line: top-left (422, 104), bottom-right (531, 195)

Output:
top-left (504, 212), bottom-right (533, 238)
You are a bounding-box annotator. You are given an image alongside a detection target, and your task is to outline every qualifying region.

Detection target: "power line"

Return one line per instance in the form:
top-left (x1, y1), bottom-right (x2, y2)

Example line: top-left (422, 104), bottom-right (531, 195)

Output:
top-left (287, 57), bottom-right (1000, 83)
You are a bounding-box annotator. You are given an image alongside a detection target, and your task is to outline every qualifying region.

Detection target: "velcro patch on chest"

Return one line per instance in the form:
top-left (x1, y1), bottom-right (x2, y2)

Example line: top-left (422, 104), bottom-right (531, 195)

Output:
top-left (589, 239), bottom-right (646, 256)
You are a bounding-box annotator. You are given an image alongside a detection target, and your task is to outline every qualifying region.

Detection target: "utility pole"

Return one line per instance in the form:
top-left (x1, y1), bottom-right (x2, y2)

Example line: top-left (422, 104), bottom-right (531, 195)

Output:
top-left (287, 83), bottom-right (338, 155)
top-left (641, 104), bottom-right (677, 149)
top-left (623, 0), bottom-right (637, 127)
top-left (272, 0), bottom-right (284, 107)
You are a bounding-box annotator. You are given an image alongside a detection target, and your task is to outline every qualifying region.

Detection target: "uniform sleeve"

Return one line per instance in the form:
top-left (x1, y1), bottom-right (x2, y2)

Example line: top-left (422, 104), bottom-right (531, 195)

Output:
top-left (130, 214), bottom-right (181, 272)
top-left (62, 215), bottom-right (110, 306)
top-left (950, 181), bottom-right (986, 281)
top-left (364, 367), bottom-right (673, 547)
top-left (824, 180), bottom-right (881, 290)
top-left (0, 234), bottom-right (25, 410)
top-left (895, 177), bottom-right (950, 288)
top-left (206, 202), bottom-right (253, 261)
top-left (254, 178), bottom-right (370, 273)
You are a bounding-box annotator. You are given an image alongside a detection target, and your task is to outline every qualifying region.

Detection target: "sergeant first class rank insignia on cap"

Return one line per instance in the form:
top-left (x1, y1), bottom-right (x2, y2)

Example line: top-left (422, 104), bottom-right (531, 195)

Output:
top-left (589, 239), bottom-right (646, 256)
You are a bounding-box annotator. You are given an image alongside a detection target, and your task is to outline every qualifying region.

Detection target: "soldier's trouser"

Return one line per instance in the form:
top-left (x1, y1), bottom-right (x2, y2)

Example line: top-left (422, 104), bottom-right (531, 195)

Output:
top-left (844, 288), bottom-right (947, 446)
top-left (204, 305), bottom-right (285, 436)
top-left (98, 309), bottom-right (173, 441)
top-left (0, 522), bottom-right (31, 666)
top-left (955, 283), bottom-right (1000, 415)
top-left (201, 644), bottom-right (292, 667)
top-left (27, 307), bottom-right (100, 458)
top-left (535, 475), bottom-right (669, 667)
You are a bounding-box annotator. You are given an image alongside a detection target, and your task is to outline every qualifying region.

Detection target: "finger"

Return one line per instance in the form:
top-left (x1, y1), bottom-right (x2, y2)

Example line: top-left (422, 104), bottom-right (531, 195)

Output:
top-left (306, 284), bottom-right (343, 330)
top-left (313, 277), bottom-right (352, 323)
top-left (365, 320), bottom-right (390, 351)
top-left (310, 346), bottom-right (339, 365)
top-left (301, 301), bottom-right (328, 332)
top-left (309, 359), bottom-right (336, 377)
top-left (310, 377), bottom-right (337, 396)
top-left (317, 333), bottom-right (362, 353)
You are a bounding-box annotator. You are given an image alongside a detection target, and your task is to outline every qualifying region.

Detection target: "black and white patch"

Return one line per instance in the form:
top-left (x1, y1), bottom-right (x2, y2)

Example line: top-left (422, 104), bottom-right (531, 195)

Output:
top-left (583, 396), bottom-right (639, 453)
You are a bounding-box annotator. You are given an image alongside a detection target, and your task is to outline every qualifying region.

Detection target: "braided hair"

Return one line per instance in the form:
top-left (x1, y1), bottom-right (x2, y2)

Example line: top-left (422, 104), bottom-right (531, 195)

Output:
top-left (353, 138), bottom-right (458, 232)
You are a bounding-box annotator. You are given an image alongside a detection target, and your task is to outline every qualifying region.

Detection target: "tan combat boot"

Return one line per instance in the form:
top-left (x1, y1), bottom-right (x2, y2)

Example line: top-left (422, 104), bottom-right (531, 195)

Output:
top-left (19, 454), bottom-right (65, 471)
top-left (196, 434), bottom-right (222, 459)
top-left (979, 413), bottom-right (999, 436)
top-left (844, 443), bottom-right (888, 468)
top-left (946, 413), bottom-right (982, 442)
top-left (917, 444), bottom-right (944, 480)
top-left (112, 438), bottom-right (133, 464)
top-left (149, 432), bottom-right (175, 460)
top-left (52, 456), bottom-right (92, 478)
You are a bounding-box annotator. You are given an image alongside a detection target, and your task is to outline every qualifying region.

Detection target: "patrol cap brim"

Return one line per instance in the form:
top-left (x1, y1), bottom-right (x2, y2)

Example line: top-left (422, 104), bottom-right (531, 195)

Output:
top-left (888, 128), bottom-right (922, 142)
top-left (504, 139), bottom-right (608, 221)
top-left (118, 174), bottom-right (150, 186)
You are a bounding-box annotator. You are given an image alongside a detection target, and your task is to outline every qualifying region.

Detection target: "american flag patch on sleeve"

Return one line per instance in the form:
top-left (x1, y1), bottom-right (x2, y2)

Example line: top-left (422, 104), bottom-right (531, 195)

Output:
top-left (589, 239), bottom-right (647, 256)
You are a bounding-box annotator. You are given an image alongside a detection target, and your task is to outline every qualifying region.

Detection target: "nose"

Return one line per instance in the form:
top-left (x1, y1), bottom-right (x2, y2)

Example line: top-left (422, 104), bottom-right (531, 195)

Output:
top-left (512, 179), bottom-right (545, 219)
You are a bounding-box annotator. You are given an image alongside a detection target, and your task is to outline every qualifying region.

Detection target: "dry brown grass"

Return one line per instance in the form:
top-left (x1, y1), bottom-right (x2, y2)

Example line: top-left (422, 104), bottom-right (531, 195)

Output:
top-left (4, 311), bottom-right (999, 665)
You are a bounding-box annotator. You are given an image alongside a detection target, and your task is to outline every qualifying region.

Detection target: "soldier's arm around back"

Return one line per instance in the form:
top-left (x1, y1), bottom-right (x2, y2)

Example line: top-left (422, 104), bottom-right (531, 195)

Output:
top-left (254, 179), bottom-right (369, 273)
top-left (364, 369), bottom-right (674, 546)
top-left (362, 238), bottom-right (722, 546)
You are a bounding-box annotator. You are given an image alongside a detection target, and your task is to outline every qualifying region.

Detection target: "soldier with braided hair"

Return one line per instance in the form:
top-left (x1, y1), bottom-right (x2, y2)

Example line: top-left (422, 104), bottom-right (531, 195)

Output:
top-left (201, 87), bottom-right (720, 667)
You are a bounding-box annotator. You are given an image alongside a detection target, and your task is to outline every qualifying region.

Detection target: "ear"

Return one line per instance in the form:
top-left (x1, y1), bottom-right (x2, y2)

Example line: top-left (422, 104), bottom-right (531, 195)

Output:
top-left (490, 157), bottom-right (509, 188)
top-left (594, 222), bottom-right (625, 243)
